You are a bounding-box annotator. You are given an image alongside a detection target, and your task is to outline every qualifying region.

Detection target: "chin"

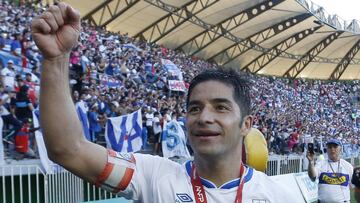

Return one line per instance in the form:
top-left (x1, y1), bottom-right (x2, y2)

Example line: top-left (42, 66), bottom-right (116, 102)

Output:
top-left (194, 145), bottom-right (230, 158)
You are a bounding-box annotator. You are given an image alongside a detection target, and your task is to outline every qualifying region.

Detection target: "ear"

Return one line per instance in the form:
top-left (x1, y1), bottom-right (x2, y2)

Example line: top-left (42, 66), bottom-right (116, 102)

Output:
top-left (240, 115), bottom-right (253, 137)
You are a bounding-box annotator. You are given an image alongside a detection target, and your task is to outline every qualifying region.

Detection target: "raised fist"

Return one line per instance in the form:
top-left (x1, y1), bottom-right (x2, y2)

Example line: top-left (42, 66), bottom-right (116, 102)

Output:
top-left (31, 2), bottom-right (80, 59)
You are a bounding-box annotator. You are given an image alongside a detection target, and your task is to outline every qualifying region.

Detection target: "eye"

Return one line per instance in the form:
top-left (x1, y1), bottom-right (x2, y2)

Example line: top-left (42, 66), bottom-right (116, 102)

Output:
top-left (216, 104), bottom-right (230, 111)
top-left (188, 106), bottom-right (200, 114)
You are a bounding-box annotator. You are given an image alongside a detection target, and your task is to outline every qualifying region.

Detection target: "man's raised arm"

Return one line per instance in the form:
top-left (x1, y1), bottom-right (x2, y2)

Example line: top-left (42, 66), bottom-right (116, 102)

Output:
top-left (31, 2), bottom-right (107, 184)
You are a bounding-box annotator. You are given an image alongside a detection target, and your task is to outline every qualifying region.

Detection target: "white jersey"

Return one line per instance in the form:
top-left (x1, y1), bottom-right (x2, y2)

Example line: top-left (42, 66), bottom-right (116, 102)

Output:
top-left (0, 94), bottom-right (10, 116)
top-left (315, 158), bottom-right (353, 202)
top-left (145, 113), bottom-right (154, 127)
top-left (115, 154), bottom-right (299, 203)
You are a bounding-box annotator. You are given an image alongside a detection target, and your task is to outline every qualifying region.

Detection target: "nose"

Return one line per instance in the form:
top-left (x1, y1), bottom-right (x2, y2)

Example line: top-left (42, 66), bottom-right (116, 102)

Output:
top-left (197, 106), bottom-right (215, 125)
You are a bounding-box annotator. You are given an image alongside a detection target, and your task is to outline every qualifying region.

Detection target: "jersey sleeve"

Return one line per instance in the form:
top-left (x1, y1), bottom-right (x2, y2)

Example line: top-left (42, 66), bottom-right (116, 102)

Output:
top-left (119, 153), bottom-right (179, 200)
top-left (96, 150), bottom-right (179, 201)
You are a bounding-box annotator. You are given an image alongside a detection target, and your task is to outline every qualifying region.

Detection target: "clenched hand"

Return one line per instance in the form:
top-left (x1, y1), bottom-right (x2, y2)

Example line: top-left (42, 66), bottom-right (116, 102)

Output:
top-left (31, 2), bottom-right (80, 59)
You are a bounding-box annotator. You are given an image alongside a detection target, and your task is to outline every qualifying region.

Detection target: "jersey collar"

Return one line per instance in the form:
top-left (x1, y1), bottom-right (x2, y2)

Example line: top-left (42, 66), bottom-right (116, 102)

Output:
top-left (185, 161), bottom-right (253, 189)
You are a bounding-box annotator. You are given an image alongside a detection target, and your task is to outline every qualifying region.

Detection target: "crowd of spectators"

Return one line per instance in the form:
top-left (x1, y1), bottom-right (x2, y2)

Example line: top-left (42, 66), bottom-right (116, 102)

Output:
top-left (0, 1), bottom-right (358, 160)
top-left (251, 76), bottom-right (359, 156)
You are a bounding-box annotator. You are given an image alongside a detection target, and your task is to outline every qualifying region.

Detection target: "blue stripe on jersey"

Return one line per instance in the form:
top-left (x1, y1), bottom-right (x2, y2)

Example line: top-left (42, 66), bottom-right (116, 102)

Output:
top-left (219, 178), bottom-right (240, 189)
top-left (185, 161), bottom-right (253, 189)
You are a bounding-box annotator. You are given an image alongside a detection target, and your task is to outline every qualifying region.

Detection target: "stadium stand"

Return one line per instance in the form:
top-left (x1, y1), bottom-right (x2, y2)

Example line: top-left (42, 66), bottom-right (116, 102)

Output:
top-left (0, 1), bottom-right (358, 161)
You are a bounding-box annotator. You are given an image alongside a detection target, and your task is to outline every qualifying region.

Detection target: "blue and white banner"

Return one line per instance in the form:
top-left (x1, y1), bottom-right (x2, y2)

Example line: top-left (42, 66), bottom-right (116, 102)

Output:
top-left (168, 80), bottom-right (187, 92)
top-left (162, 120), bottom-right (190, 159)
top-left (75, 101), bottom-right (91, 141)
top-left (33, 110), bottom-right (58, 174)
top-left (99, 74), bottom-right (122, 88)
top-left (161, 59), bottom-right (183, 81)
top-left (105, 109), bottom-right (143, 153)
top-left (0, 50), bottom-right (22, 67)
top-left (122, 43), bottom-right (142, 51)
top-left (0, 117), bottom-right (4, 165)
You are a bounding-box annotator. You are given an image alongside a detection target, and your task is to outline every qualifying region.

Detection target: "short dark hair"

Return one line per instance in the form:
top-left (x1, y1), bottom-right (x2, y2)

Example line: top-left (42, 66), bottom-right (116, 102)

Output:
top-left (186, 69), bottom-right (251, 118)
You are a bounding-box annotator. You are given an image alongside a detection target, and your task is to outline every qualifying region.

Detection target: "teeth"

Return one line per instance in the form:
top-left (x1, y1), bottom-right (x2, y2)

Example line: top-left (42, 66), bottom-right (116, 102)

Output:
top-left (196, 134), bottom-right (218, 137)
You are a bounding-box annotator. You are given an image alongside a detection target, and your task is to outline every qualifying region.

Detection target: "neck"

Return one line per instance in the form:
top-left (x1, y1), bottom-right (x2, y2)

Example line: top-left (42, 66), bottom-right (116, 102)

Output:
top-left (329, 157), bottom-right (339, 162)
top-left (193, 150), bottom-right (243, 187)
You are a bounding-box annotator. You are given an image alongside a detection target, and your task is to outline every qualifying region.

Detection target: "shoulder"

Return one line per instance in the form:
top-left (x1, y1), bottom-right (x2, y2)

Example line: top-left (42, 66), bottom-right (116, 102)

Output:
top-left (247, 169), bottom-right (301, 202)
top-left (340, 159), bottom-right (353, 170)
top-left (316, 159), bottom-right (327, 166)
top-left (133, 154), bottom-right (181, 171)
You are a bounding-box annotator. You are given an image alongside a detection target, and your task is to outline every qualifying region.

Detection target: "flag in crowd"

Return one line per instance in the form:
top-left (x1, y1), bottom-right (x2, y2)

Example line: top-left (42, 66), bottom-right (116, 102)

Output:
top-left (0, 116), bottom-right (4, 165)
top-left (105, 109), bottom-right (143, 153)
top-left (75, 100), bottom-right (91, 141)
top-left (99, 74), bottom-right (122, 88)
top-left (33, 109), bottom-right (57, 174)
top-left (161, 59), bottom-right (183, 81)
top-left (162, 120), bottom-right (190, 159)
top-left (122, 43), bottom-right (142, 51)
top-left (168, 80), bottom-right (187, 92)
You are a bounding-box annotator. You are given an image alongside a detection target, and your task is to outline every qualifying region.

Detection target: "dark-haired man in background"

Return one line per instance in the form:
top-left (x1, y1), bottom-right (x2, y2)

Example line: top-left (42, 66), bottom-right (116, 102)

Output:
top-left (353, 167), bottom-right (360, 202)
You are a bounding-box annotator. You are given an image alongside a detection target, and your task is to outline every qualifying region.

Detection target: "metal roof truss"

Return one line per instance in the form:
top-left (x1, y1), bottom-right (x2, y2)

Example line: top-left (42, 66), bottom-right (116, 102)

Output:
top-left (243, 26), bottom-right (322, 73)
top-left (82, 0), bottom-right (140, 27)
top-left (283, 31), bottom-right (344, 78)
top-left (209, 13), bottom-right (312, 66)
top-left (329, 39), bottom-right (360, 80)
top-left (176, 0), bottom-right (285, 56)
top-left (141, 0), bottom-right (219, 44)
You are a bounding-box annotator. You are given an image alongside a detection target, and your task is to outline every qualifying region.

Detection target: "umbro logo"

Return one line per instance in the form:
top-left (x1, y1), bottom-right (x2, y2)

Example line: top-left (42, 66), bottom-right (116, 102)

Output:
top-left (176, 193), bottom-right (193, 202)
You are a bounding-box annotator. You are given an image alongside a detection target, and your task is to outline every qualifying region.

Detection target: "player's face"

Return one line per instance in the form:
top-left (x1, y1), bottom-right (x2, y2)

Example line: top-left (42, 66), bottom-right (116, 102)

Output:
top-left (186, 81), bottom-right (250, 158)
top-left (327, 144), bottom-right (341, 161)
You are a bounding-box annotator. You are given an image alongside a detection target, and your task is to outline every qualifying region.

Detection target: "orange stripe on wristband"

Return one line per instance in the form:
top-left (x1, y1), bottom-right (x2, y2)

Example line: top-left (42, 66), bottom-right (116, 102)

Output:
top-left (95, 150), bottom-right (117, 187)
top-left (95, 162), bottom-right (114, 187)
top-left (113, 167), bottom-right (134, 193)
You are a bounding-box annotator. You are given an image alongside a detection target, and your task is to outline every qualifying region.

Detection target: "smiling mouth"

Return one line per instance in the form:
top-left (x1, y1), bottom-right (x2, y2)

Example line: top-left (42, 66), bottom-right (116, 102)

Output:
top-left (194, 132), bottom-right (220, 137)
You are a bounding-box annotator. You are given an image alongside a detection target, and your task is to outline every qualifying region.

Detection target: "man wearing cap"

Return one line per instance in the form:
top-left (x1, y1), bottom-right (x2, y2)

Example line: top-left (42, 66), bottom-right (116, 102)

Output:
top-left (307, 139), bottom-right (354, 202)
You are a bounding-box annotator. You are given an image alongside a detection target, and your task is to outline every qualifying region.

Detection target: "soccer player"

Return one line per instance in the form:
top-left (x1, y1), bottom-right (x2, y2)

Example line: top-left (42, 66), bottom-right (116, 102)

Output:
top-left (32, 3), bottom-right (296, 202)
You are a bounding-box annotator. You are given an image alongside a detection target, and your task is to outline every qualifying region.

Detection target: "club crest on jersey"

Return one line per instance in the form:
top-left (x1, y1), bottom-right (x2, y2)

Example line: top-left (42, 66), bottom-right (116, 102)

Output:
top-left (116, 152), bottom-right (134, 162)
top-left (176, 193), bottom-right (193, 202)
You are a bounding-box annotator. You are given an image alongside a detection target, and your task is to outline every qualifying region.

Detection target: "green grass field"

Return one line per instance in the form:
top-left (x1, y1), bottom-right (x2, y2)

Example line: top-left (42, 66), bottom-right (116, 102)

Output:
top-left (351, 188), bottom-right (357, 203)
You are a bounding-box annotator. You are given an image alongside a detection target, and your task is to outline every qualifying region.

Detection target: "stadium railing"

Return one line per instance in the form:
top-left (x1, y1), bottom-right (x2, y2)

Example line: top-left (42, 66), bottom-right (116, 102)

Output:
top-left (0, 164), bottom-right (47, 203)
top-left (266, 155), bottom-right (303, 176)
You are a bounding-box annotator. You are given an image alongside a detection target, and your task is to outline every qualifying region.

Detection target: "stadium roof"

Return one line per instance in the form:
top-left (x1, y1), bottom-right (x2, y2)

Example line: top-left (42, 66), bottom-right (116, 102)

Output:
top-left (52, 0), bottom-right (360, 80)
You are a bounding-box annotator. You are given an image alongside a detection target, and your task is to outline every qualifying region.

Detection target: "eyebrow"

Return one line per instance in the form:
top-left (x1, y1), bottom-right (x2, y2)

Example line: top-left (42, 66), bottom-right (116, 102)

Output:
top-left (188, 98), bottom-right (233, 107)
